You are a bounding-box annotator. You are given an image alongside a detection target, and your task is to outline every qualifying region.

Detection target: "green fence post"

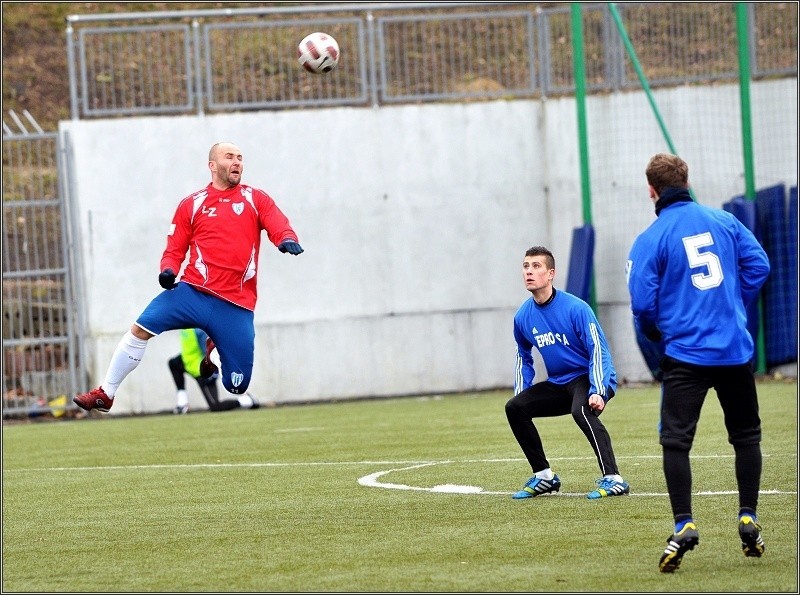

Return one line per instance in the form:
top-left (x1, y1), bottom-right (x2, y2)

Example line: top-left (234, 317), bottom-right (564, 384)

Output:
top-left (737, 2), bottom-right (767, 374)
top-left (571, 3), bottom-right (597, 312)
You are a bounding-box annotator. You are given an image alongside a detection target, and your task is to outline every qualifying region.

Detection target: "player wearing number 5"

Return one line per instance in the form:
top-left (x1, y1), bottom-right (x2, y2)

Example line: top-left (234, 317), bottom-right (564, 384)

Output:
top-left (626, 153), bottom-right (770, 573)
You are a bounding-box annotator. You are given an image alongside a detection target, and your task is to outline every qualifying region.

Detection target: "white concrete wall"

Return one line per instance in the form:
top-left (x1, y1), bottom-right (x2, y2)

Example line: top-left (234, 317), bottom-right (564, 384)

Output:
top-left (61, 79), bottom-right (798, 414)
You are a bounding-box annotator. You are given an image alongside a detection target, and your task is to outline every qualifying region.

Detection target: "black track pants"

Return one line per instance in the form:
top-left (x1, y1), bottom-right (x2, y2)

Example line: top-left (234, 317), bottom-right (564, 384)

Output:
top-left (659, 357), bottom-right (762, 518)
top-left (505, 375), bottom-right (620, 476)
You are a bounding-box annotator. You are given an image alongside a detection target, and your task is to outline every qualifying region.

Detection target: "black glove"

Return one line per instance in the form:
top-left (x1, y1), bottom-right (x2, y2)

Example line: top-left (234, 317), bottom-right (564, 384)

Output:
top-left (278, 240), bottom-right (304, 255)
top-left (158, 268), bottom-right (177, 290)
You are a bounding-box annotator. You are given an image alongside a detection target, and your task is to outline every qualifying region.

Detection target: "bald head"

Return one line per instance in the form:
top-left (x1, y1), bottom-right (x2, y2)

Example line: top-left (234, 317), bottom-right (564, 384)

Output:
top-left (209, 142), bottom-right (240, 161)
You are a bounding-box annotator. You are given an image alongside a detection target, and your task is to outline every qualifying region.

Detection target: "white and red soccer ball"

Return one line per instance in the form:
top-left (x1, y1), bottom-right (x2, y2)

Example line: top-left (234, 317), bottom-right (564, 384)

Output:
top-left (297, 32), bottom-right (340, 74)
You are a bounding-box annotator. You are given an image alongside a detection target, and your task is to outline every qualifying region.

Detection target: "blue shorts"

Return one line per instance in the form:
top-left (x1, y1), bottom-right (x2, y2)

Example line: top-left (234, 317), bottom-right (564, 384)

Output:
top-left (136, 283), bottom-right (255, 394)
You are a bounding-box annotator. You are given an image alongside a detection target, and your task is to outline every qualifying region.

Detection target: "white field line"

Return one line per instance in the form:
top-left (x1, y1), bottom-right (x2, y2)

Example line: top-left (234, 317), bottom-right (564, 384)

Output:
top-left (5, 453), bottom-right (788, 473)
top-left (273, 427), bottom-right (325, 433)
top-left (4, 454), bottom-right (797, 498)
top-left (357, 461), bottom-right (797, 497)
top-left (3, 460), bottom-right (439, 473)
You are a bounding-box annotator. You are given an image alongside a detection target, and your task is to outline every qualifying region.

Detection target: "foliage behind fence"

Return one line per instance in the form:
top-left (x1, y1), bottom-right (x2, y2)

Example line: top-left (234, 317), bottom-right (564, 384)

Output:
top-left (66, 2), bottom-right (798, 119)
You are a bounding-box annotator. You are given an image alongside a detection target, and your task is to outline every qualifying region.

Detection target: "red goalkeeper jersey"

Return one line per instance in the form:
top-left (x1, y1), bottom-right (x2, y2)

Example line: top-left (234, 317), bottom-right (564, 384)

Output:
top-left (160, 183), bottom-right (299, 311)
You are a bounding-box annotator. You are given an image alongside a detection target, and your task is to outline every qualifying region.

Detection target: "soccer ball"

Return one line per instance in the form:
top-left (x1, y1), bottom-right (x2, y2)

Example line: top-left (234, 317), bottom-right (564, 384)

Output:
top-left (297, 32), bottom-right (340, 74)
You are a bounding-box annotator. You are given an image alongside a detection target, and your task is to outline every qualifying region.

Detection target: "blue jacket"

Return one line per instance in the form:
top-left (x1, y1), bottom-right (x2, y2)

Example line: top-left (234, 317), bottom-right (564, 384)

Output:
top-left (626, 192), bottom-right (770, 365)
top-left (514, 289), bottom-right (617, 399)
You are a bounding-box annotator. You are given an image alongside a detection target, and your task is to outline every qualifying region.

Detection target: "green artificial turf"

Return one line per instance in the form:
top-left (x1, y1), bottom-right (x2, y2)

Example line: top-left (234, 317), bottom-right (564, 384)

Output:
top-left (3, 380), bottom-right (797, 592)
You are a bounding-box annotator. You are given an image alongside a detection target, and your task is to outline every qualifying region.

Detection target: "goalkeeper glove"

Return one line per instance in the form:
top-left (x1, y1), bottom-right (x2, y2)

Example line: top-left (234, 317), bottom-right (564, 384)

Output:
top-left (158, 268), bottom-right (177, 290)
top-left (278, 240), bottom-right (304, 255)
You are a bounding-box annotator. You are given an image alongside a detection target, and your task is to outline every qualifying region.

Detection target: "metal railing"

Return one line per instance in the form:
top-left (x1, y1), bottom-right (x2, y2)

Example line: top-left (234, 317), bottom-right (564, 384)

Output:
top-left (65, 2), bottom-right (798, 119)
top-left (2, 113), bottom-right (85, 418)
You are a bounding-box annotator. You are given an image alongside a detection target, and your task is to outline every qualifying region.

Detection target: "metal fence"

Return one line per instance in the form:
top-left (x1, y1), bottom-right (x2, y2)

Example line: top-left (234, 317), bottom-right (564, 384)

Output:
top-left (65, 2), bottom-right (798, 119)
top-left (2, 113), bottom-right (85, 419)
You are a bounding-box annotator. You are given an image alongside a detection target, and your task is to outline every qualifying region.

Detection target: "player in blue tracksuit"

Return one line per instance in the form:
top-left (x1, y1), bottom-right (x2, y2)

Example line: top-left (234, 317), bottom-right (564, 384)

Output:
top-left (505, 246), bottom-right (629, 501)
top-left (626, 153), bottom-right (770, 572)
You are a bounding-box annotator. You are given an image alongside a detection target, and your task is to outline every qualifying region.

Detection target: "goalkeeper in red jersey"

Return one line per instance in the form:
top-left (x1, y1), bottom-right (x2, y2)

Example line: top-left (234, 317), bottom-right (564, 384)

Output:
top-left (74, 142), bottom-right (303, 413)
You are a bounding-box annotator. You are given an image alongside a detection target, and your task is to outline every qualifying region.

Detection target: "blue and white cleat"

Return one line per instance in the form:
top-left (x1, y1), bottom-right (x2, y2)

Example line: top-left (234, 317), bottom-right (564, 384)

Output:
top-left (512, 474), bottom-right (561, 499)
top-left (586, 477), bottom-right (630, 500)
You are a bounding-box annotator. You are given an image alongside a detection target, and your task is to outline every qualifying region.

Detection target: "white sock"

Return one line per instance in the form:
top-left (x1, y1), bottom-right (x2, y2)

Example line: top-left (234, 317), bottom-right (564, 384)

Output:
top-left (535, 468), bottom-right (554, 480)
top-left (175, 389), bottom-right (188, 408)
top-left (237, 394), bottom-right (254, 409)
top-left (605, 474), bottom-right (624, 483)
top-left (101, 331), bottom-right (149, 397)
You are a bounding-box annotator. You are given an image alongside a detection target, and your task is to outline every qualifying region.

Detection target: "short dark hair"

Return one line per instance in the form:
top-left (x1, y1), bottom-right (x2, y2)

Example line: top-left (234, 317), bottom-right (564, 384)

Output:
top-left (646, 153), bottom-right (689, 196)
top-left (525, 246), bottom-right (555, 270)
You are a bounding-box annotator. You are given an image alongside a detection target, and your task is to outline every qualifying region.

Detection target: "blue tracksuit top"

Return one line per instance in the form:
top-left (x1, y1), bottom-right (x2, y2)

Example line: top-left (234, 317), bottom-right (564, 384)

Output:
top-left (513, 289), bottom-right (617, 399)
top-left (626, 198), bottom-right (770, 366)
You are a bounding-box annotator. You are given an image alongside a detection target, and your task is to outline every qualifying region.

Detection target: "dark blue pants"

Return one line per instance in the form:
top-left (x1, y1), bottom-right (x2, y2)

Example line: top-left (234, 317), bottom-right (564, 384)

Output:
top-left (136, 282), bottom-right (255, 394)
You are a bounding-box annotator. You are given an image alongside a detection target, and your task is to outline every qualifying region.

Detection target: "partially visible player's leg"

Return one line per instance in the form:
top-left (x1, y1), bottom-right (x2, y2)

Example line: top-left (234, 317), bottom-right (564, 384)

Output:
top-left (506, 383), bottom-right (570, 499)
top-left (567, 377), bottom-right (629, 499)
top-left (193, 376), bottom-right (237, 411)
top-left (169, 354), bottom-right (189, 414)
top-left (506, 383), bottom-right (569, 473)
top-left (168, 354), bottom-right (187, 390)
top-left (713, 364), bottom-right (765, 557)
top-left (657, 357), bottom-right (710, 571)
